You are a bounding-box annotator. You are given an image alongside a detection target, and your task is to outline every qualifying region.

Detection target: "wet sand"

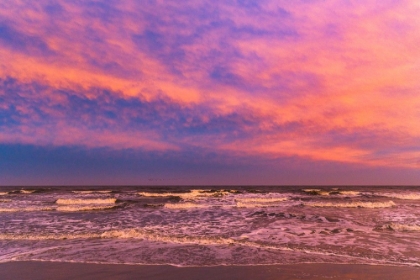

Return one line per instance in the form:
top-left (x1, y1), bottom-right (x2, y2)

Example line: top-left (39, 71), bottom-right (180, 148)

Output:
top-left (0, 262), bottom-right (419, 280)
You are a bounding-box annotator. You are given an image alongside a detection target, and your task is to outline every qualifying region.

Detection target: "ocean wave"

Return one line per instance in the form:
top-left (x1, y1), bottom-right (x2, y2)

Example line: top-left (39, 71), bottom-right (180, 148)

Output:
top-left (0, 232), bottom-right (97, 240)
top-left (72, 190), bottom-right (112, 194)
top-left (302, 189), bottom-right (360, 196)
top-left (338, 191), bottom-right (360, 196)
top-left (304, 200), bottom-right (396, 208)
top-left (0, 199), bottom-right (11, 203)
top-left (377, 193), bottom-right (420, 200)
top-left (138, 192), bottom-right (187, 197)
top-left (20, 190), bottom-right (36, 194)
top-left (2, 228), bottom-right (419, 266)
top-left (57, 204), bottom-right (117, 212)
top-left (379, 223), bottom-right (420, 232)
top-left (0, 207), bottom-right (54, 212)
top-left (0, 192), bottom-right (8, 196)
top-left (55, 198), bottom-right (117, 205)
top-left (139, 189), bottom-right (232, 199)
top-left (235, 197), bottom-right (288, 208)
top-left (235, 197), bottom-right (288, 203)
top-left (164, 202), bottom-right (215, 209)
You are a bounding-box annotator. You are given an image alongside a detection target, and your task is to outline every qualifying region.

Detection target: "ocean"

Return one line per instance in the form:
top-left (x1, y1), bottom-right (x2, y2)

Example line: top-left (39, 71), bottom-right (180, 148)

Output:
top-left (0, 186), bottom-right (419, 267)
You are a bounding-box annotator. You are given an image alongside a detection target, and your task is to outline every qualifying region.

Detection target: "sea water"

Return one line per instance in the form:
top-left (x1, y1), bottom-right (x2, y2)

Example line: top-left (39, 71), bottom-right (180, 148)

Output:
top-left (0, 186), bottom-right (419, 266)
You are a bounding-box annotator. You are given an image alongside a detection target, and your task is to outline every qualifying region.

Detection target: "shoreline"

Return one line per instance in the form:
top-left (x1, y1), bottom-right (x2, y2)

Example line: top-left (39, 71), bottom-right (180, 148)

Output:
top-left (0, 261), bottom-right (419, 280)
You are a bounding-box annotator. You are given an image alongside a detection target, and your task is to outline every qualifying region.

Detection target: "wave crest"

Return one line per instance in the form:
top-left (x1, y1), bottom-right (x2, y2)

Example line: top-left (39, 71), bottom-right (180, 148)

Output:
top-left (57, 205), bottom-right (117, 212)
top-left (379, 223), bottom-right (420, 232)
top-left (56, 198), bottom-right (116, 205)
top-left (0, 206), bottom-right (54, 212)
top-left (164, 202), bottom-right (214, 209)
top-left (304, 200), bottom-right (395, 208)
top-left (378, 193), bottom-right (420, 200)
top-left (20, 190), bottom-right (36, 194)
top-left (139, 189), bottom-right (231, 199)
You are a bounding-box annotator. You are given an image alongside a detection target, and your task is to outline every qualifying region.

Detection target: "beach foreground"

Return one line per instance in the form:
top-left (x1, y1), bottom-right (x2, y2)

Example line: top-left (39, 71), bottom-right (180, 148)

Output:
top-left (0, 262), bottom-right (418, 280)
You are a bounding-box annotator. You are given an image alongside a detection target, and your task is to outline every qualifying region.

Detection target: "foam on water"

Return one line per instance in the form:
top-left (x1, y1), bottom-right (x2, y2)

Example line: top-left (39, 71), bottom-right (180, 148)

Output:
top-left (378, 192), bottom-right (420, 200)
top-left (304, 200), bottom-right (396, 208)
top-left (379, 223), bottom-right (420, 232)
top-left (56, 198), bottom-right (117, 205)
top-left (3, 228), bottom-right (419, 267)
top-left (235, 197), bottom-right (288, 203)
top-left (163, 202), bottom-right (225, 209)
top-left (20, 190), bottom-right (36, 194)
top-left (2, 186), bottom-right (420, 267)
top-left (57, 204), bottom-right (117, 212)
top-left (235, 197), bottom-right (288, 208)
top-left (138, 192), bottom-right (187, 197)
top-left (72, 190), bottom-right (112, 194)
top-left (0, 192), bottom-right (8, 196)
top-left (0, 206), bottom-right (54, 212)
top-left (338, 191), bottom-right (360, 196)
top-left (139, 189), bottom-right (231, 199)
top-left (302, 189), bottom-right (360, 196)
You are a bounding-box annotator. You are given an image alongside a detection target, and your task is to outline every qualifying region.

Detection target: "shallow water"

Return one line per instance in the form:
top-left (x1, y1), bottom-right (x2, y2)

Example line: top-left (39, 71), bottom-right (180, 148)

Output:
top-left (0, 186), bottom-right (419, 266)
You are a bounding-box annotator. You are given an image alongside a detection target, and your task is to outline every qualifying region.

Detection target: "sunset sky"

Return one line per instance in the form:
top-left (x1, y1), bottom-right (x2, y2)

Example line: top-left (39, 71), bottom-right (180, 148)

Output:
top-left (1, 0), bottom-right (419, 185)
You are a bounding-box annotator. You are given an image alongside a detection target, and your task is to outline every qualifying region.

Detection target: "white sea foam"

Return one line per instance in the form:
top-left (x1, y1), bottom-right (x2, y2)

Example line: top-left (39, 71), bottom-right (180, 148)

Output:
top-left (380, 223), bottom-right (420, 232)
top-left (20, 190), bottom-right (36, 194)
top-left (304, 200), bottom-right (396, 208)
top-left (100, 229), bottom-right (238, 246)
top-left (378, 193), bottom-right (420, 200)
top-left (138, 192), bottom-right (186, 197)
top-left (0, 232), bottom-right (97, 240)
top-left (302, 189), bottom-right (330, 196)
top-left (139, 189), bottom-right (231, 199)
top-left (302, 189), bottom-right (321, 192)
top-left (164, 202), bottom-right (213, 209)
top-left (303, 189), bottom-right (361, 196)
top-left (57, 205), bottom-right (116, 212)
top-left (236, 202), bottom-right (280, 208)
top-left (0, 192), bottom-right (8, 196)
top-left (0, 207), bottom-right (54, 212)
top-left (339, 191), bottom-right (360, 196)
top-left (235, 197), bottom-right (288, 203)
top-left (56, 198), bottom-right (117, 205)
top-left (235, 197), bottom-right (288, 208)
top-left (72, 190), bottom-right (112, 194)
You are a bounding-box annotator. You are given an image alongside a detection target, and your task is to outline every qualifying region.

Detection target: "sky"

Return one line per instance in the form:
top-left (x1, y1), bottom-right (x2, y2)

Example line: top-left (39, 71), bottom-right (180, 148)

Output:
top-left (1, 0), bottom-right (420, 186)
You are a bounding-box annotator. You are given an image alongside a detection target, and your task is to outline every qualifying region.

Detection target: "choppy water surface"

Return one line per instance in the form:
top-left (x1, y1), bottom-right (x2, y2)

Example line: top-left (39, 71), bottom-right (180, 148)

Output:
top-left (0, 186), bottom-right (420, 266)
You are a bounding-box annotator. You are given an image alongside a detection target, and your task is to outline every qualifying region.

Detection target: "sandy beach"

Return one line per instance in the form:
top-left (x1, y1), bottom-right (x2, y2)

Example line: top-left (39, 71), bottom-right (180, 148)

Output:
top-left (0, 262), bottom-right (418, 280)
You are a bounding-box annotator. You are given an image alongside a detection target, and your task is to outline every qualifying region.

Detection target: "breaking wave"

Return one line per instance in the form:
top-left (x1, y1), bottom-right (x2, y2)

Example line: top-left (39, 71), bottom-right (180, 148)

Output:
top-left (164, 202), bottom-right (217, 209)
top-left (235, 197), bottom-right (288, 203)
top-left (56, 198), bottom-right (117, 205)
top-left (0, 228), bottom-right (413, 266)
top-left (57, 204), bottom-right (117, 212)
top-left (302, 189), bottom-right (330, 195)
top-left (0, 207), bottom-right (54, 212)
top-left (304, 200), bottom-right (395, 208)
top-left (139, 189), bottom-right (232, 199)
top-left (0, 192), bottom-right (8, 196)
top-left (72, 190), bottom-right (112, 194)
top-left (378, 193), bottom-right (420, 200)
top-left (235, 197), bottom-right (288, 208)
top-left (338, 191), bottom-right (360, 196)
top-left (302, 189), bottom-right (360, 196)
top-left (378, 223), bottom-right (420, 232)
top-left (20, 190), bottom-right (36, 194)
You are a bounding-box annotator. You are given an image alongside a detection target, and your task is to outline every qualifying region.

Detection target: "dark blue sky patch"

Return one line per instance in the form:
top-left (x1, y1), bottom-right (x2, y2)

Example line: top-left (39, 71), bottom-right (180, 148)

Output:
top-left (0, 23), bottom-right (55, 56)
